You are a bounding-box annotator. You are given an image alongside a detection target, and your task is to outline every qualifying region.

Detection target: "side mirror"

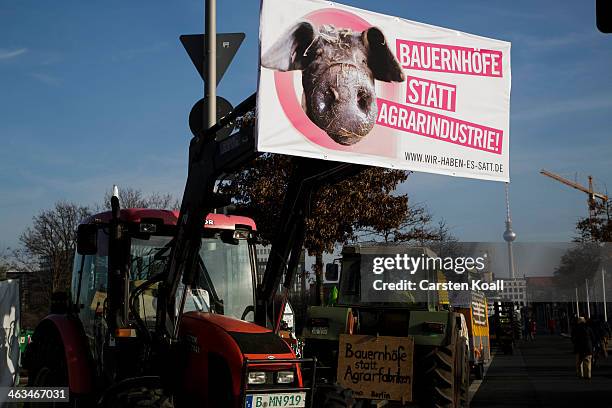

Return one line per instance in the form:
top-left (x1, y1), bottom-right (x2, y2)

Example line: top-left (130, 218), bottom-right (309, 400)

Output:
top-left (77, 224), bottom-right (97, 255)
top-left (325, 263), bottom-right (339, 282)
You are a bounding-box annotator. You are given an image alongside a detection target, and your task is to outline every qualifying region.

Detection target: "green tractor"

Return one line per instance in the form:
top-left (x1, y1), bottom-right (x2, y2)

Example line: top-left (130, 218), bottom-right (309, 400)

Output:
top-left (303, 244), bottom-right (470, 408)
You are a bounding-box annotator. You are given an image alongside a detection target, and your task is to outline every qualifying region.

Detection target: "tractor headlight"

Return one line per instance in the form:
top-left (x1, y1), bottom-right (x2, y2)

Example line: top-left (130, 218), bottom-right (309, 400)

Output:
top-left (276, 371), bottom-right (294, 384)
top-left (247, 371), bottom-right (267, 385)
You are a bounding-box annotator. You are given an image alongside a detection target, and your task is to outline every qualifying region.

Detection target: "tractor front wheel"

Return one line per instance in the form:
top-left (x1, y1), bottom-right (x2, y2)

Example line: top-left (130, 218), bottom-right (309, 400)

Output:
top-left (313, 383), bottom-right (360, 408)
top-left (456, 335), bottom-right (470, 408)
top-left (102, 387), bottom-right (174, 408)
top-left (415, 321), bottom-right (470, 408)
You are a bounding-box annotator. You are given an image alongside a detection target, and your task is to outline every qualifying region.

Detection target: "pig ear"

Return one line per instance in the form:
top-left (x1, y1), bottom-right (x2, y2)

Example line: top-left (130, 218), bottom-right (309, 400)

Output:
top-left (363, 27), bottom-right (405, 82)
top-left (261, 22), bottom-right (317, 71)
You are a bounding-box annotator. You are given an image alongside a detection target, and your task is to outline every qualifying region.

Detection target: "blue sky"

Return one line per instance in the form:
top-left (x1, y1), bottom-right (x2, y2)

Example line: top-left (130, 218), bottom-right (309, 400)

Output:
top-left (1, 0), bottom-right (611, 250)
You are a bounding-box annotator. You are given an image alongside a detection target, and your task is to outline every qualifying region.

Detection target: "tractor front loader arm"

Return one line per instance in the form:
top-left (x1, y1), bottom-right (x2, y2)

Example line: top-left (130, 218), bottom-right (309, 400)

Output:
top-left (155, 93), bottom-right (258, 344)
top-left (255, 158), bottom-right (366, 329)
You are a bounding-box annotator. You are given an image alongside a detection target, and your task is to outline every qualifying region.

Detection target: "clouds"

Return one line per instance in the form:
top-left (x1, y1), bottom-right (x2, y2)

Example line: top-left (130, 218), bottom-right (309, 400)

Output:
top-left (0, 47), bottom-right (62, 86)
top-left (0, 48), bottom-right (27, 60)
top-left (29, 72), bottom-right (62, 86)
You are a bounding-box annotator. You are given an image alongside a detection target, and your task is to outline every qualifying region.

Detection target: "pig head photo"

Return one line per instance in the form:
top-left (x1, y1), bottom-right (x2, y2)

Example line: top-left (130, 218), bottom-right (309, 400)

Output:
top-left (262, 22), bottom-right (405, 146)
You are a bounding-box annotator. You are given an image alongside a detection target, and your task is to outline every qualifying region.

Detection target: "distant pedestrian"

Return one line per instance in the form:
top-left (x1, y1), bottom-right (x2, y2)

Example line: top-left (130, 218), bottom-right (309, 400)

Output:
top-left (529, 319), bottom-right (537, 341)
top-left (572, 317), bottom-right (594, 379)
top-left (601, 320), bottom-right (611, 358)
top-left (523, 317), bottom-right (531, 340)
top-left (589, 317), bottom-right (609, 362)
top-left (548, 318), bottom-right (557, 335)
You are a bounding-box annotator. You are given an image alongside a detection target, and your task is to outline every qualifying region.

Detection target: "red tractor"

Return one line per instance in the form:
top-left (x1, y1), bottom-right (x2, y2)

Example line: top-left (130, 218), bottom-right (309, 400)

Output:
top-left (27, 206), bottom-right (314, 407)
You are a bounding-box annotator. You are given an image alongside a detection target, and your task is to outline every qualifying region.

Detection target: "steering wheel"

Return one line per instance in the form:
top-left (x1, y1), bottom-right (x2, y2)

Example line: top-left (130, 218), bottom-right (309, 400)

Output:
top-left (240, 305), bottom-right (255, 321)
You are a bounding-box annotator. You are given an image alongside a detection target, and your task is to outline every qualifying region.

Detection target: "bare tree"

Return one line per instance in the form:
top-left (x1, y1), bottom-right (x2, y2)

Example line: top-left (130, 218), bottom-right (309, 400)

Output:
top-left (18, 201), bottom-right (91, 293)
top-left (102, 186), bottom-right (179, 210)
top-left (219, 154), bottom-right (411, 305)
top-left (0, 248), bottom-right (11, 281)
top-left (356, 203), bottom-right (443, 244)
top-left (575, 199), bottom-right (612, 242)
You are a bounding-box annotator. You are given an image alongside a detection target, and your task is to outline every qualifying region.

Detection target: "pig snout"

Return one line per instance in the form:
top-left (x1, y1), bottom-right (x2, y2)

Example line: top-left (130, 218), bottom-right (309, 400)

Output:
top-left (305, 63), bottom-right (377, 146)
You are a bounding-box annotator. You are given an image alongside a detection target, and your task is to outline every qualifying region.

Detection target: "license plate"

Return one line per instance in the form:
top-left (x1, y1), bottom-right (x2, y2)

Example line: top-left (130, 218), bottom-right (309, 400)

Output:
top-left (311, 327), bottom-right (328, 335)
top-left (245, 392), bottom-right (306, 408)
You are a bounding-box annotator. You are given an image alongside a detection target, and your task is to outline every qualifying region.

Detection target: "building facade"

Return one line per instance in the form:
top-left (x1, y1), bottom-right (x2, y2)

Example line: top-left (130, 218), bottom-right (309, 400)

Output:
top-left (498, 278), bottom-right (527, 306)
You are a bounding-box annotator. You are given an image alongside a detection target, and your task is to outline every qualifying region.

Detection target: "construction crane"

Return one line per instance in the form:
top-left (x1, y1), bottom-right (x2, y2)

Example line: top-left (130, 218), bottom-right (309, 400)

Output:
top-left (540, 169), bottom-right (609, 223)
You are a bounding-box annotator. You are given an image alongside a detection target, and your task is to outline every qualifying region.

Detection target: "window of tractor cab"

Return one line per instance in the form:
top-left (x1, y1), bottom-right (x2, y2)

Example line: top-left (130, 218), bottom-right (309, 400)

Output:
top-left (130, 229), bottom-right (256, 322)
top-left (197, 233), bottom-right (256, 322)
top-left (71, 228), bottom-right (109, 337)
top-left (73, 226), bottom-right (257, 333)
top-left (338, 256), bottom-right (361, 305)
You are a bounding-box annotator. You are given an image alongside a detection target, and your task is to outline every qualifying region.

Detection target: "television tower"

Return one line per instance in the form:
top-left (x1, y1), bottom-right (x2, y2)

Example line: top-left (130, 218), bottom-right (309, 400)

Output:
top-left (503, 183), bottom-right (517, 279)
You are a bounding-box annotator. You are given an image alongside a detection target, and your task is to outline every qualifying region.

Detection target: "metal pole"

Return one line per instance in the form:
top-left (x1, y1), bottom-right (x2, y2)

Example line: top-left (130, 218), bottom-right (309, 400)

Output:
top-left (586, 278), bottom-right (591, 318)
top-left (576, 287), bottom-right (580, 318)
top-left (603, 268), bottom-right (608, 322)
top-left (206, 0), bottom-right (216, 128)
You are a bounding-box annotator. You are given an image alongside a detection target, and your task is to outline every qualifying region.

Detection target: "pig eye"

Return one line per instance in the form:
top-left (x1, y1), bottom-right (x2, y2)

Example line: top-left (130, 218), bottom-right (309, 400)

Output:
top-left (357, 89), bottom-right (371, 111)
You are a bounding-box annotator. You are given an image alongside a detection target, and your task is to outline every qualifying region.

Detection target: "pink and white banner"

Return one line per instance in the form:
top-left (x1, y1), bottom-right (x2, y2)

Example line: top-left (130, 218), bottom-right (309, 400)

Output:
top-left (257, 0), bottom-right (511, 182)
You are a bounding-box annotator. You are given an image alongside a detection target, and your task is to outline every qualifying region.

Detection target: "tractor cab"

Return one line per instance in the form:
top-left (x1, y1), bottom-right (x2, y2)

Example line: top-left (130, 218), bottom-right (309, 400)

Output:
top-left (72, 209), bottom-right (258, 343)
top-left (304, 245), bottom-right (452, 348)
top-left (337, 244), bottom-right (446, 311)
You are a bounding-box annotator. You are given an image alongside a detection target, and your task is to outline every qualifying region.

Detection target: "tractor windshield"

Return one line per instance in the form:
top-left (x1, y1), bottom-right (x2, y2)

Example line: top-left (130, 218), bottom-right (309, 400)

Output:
top-left (130, 233), bottom-right (255, 321)
top-left (198, 238), bottom-right (255, 320)
top-left (73, 229), bottom-right (256, 341)
top-left (338, 253), bottom-right (435, 309)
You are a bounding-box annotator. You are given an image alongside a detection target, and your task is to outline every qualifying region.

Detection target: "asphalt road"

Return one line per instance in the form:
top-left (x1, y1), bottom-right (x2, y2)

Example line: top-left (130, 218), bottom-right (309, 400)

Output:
top-left (470, 335), bottom-right (612, 408)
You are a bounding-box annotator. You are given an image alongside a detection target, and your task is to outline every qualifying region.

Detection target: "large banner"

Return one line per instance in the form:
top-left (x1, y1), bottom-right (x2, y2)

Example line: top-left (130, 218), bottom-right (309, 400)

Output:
top-left (257, 0), bottom-right (511, 182)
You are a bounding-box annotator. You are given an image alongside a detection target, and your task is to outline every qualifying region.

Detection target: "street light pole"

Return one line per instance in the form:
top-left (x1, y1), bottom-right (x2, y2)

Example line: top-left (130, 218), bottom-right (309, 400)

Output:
top-left (575, 287), bottom-right (580, 318)
top-left (586, 278), bottom-right (591, 319)
top-left (603, 268), bottom-right (608, 322)
top-left (206, 0), bottom-right (216, 128)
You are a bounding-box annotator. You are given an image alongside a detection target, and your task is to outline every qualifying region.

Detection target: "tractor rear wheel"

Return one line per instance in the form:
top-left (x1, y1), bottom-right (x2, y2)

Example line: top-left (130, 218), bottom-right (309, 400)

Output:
top-left (26, 327), bottom-right (81, 407)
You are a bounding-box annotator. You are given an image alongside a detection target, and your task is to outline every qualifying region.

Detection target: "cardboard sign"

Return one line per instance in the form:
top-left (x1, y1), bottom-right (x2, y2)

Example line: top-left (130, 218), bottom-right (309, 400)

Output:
top-left (258, 0), bottom-right (511, 182)
top-left (90, 291), bottom-right (107, 312)
top-left (337, 334), bottom-right (414, 402)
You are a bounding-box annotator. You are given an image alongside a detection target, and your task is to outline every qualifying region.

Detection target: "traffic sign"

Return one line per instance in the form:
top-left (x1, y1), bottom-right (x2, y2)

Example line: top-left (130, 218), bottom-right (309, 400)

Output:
top-left (180, 33), bottom-right (245, 85)
top-left (189, 96), bottom-right (234, 139)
